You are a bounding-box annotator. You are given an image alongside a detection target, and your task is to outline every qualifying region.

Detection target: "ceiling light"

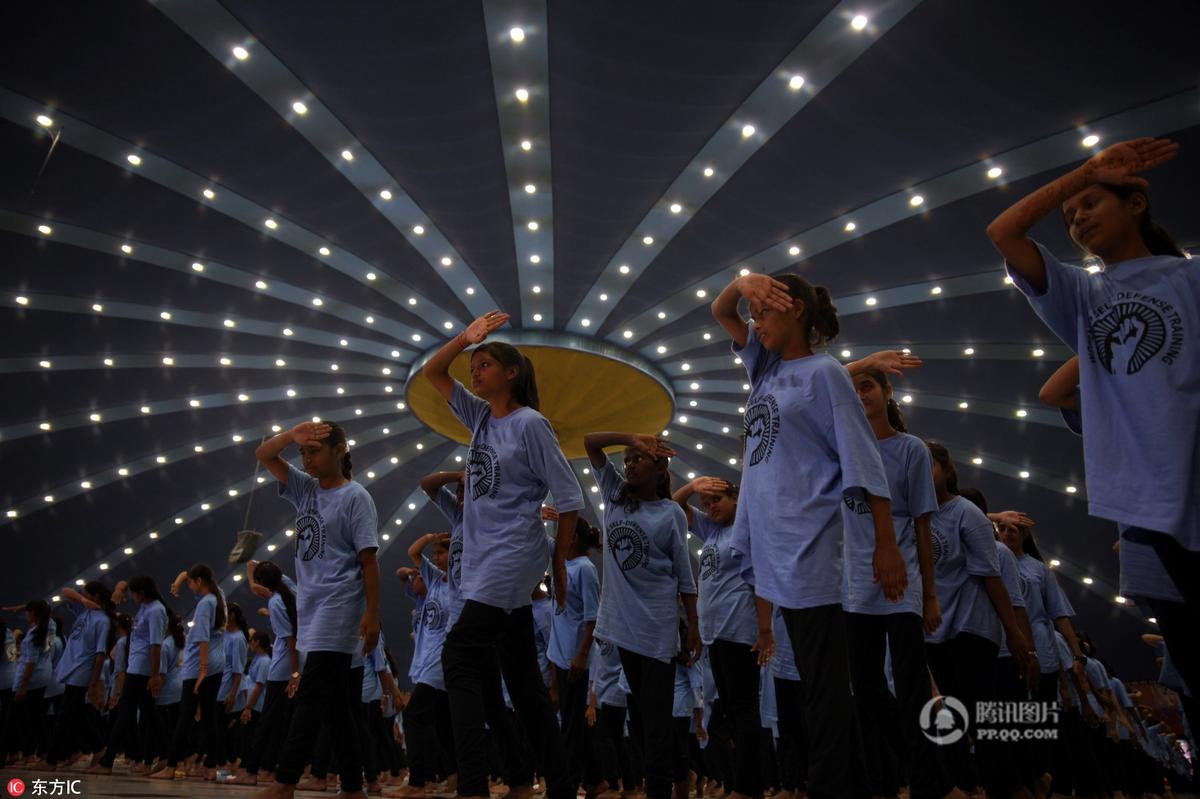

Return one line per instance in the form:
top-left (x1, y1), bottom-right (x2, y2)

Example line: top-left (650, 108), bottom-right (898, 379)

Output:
top-left (1082, 134), bottom-right (1100, 148)
top-left (255, 280), bottom-right (268, 290)
top-left (623, 330), bottom-right (633, 339)
top-left (971, 457), bottom-right (983, 465)
top-left (444, 320), bottom-right (454, 329)
top-left (851, 14), bottom-right (868, 30)
top-left (958, 401), bottom-right (969, 409)
top-left (581, 319), bottom-right (591, 327)
top-left (188, 400), bottom-right (200, 408)
top-left (276, 359), bottom-right (286, 367)
top-left (515, 88), bottom-right (529, 103)
top-left (901, 395), bottom-right (912, 404)
top-left (788, 75), bottom-right (805, 90)
top-left (599, 293), bottom-right (608, 301)
top-left (703, 166), bottom-right (714, 178)
top-left (532, 313), bottom-right (543, 321)
top-left (530, 254), bottom-right (541, 264)
top-left (341, 149), bottom-right (354, 161)
top-left (337, 387), bottom-right (345, 394)
top-left (1016, 409), bottom-right (1028, 418)
top-left (1148, 617), bottom-right (1157, 624)
top-left (264, 218), bottom-right (278, 230)
top-left (156, 455), bottom-right (166, 464)
top-left (531, 285), bottom-right (541, 294)
top-left (520, 140), bottom-right (532, 151)
top-left (89, 413), bottom-right (100, 422)
top-left (120, 244), bottom-right (133, 255)
top-left (844, 221), bottom-right (856, 232)
top-left (987, 167), bottom-right (1003, 179)
top-left (38, 360), bottom-right (51, 368)
top-left (931, 286), bottom-right (942, 295)
top-left (272, 425), bottom-right (282, 432)
top-left (44, 495), bottom-right (54, 503)
top-left (191, 262), bottom-right (204, 272)
top-left (391, 350), bottom-right (400, 357)
top-left (318, 246), bottom-right (331, 257)
top-left (379, 189), bottom-right (393, 201)
top-left (681, 362), bottom-right (691, 371)
top-left (232, 46), bottom-right (249, 60)
top-left (93, 304), bottom-right (104, 312)
top-left (382, 367), bottom-right (392, 375)
top-left (788, 245), bottom-right (801, 257)
top-left (223, 319), bottom-right (235, 328)
top-left (1004, 275), bottom-right (1014, 285)
top-left (909, 195), bottom-right (924, 207)
top-left (282, 328), bottom-right (293, 336)
top-left (36, 114), bottom-right (53, 127)
top-left (330, 363), bottom-right (339, 371)
top-left (840, 349), bottom-right (852, 358)
top-left (99, 563), bottom-right (109, 571)
top-left (118, 467), bottom-right (129, 476)
top-left (643, 235), bottom-right (654, 246)
top-left (1066, 485), bottom-right (1078, 494)
top-left (1019, 470), bottom-right (1031, 479)
top-left (286, 388), bottom-right (296, 396)
top-left (161, 356), bottom-right (174, 365)
top-left (963, 347), bottom-right (975, 355)
top-left (200, 503), bottom-right (210, 510)
top-left (689, 400), bottom-right (697, 407)
top-left (1032, 348), bottom-right (1045, 357)
top-left (1082, 576), bottom-right (1094, 585)
top-left (126, 154), bottom-right (142, 166)
top-left (527, 221), bottom-right (539, 231)
top-left (291, 101), bottom-right (308, 115)
top-left (103, 358), bottom-right (113, 366)
top-left (669, 203), bottom-right (682, 214)
top-left (510, 26), bottom-right (525, 42)
top-left (440, 256), bottom-right (454, 267)
top-left (140, 406), bottom-right (150, 414)
top-left (203, 188), bottom-right (216, 200)
top-left (741, 124), bottom-right (755, 138)
top-left (619, 265), bottom-right (630, 275)
top-left (657, 311), bottom-right (667, 319)
top-left (366, 272), bottom-right (377, 280)
top-left (695, 289), bottom-right (707, 299)
top-left (312, 297), bottom-right (324, 305)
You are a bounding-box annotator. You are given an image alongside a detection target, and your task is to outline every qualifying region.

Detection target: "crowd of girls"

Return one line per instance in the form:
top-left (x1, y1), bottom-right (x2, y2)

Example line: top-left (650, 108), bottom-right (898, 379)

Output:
top-left (0, 137), bottom-right (1196, 799)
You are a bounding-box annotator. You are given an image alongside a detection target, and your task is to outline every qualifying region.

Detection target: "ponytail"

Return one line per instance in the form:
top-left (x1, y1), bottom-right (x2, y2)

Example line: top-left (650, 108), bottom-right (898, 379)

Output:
top-left (187, 563), bottom-right (226, 630)
top-left (320, 422), bottom-right (353, 480)
top-left (924, 441), bottom-right (959, 495)
top-left (860, 368), bottom-right (907, 433)
top-left (253, 561), bottom-right (297, 635)
top-left (777, 274), bottom-right (840, 347)
top-left (127, 575), bottom-right (165, 607)
top-left (1023, 528), bottom-right (1045, 562)
top-left (25, 600), bottom-right (50, 649)
top-left (472, 342), bottom-right (540, 411)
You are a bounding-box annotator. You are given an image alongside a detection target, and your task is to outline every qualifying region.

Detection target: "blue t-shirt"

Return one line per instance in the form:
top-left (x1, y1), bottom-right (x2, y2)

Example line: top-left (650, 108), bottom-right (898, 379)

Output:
top-left (925, 496), bottom-right (1000, 645)
top-left (407, 558), bottom-right (451, 690)
top-left (55, 609), bottom-right (111, 688)
top-left (1109, 677), bottom-right (1134, 740)
top-left (842, 432), bottom-right (938, 617)
top-left (770, 607), bottom-right (801, 681)
top-left (1083, 656), bottom-right (1110, 717)
top-left (113, 635), bottom-right (127, 675)
top-left (0, 630), bottom-right (14, 690)
top-left (995, 542), bottom-right (1025, 658)
top-left (1015, 554), bottom-right (1074, 673)
top-left (431, 486), bottom-right (466, 627)
top-left (362, 641), bottom-right (386, 703)
top-left (219, 632), bottom-right (249, 702)
top-left (590, 638), bottom-right (627, 708)
top-left (1008, 243), bottom-right (1199, 551)
top-left (548, 545), bottom-right (600, 670)
top-left (157, 636), bottom-right (183, 705)
top-left (45, 635), bottom-right (65, 699)
top-left (279, 462), bottom-right (379, 654)
top-left (691, 511), bottom-right (757, 647)
top-left (731, 329), bottom-right (892, 609)
top-left (1054, 631), bottom-right (1081, 708)
top-left (267, 577), bottom-right (298, 682)
top-left (593, 458), bottom-right (695, 662)
top-left (128, 600), bottom-right (167, 677)
top-left (533, 597), bottom-right (553, 686)
top-left (447, 381), bottom-right (585, 610)
top-left (759, 664), bottom-right (777, 724)
top-left (673, 660), bottom-right (703, 718)
top-left (182, 593), bottom-right (225, 680)
top-left (249, 653), bottom-right (271, 711)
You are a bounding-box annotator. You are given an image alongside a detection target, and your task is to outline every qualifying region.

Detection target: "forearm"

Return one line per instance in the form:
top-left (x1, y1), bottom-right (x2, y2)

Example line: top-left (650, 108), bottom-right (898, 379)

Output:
top-left (288, 639), bottom-right (299, 673)
top-left (553, 511), bottom-right (579, 572)
top-left (671, 482), bottom-right (697, 523)
top-left (754, 596), bottom-right (772, 634)
top-left (420, 471), bottom-right (460, 498)
top-left (680, 592), bottom-right (698, 624)
top-left (574, 622), bottom-right (596, 662)
top-left (915, 516), bottom-right (937, 598)
top-left (422, 332), bottom-right (470, 399)
top-left (255, 429), bottom-right (294, 465)
top-left (17, 662), bottom-right (33, 691)
top-left (987, 164), bottom-right (1092, 246)
top-left (1055, 618), bottom-right (1083, 658)
top-left (361, 551), bottom-right (381, 617)
top-left (1015, 608), bottom-right (1036, 655)
top-left (982, 576), bottom-right (1022, 639)
top-left (149, 644), bottom-right (161, 679)
top-left (1039, 357), bottom-right (1081, 409)
top-left (408, 534), bottom-right (431, 567)
top-left (88, 653), bottom-right (106, 686)
top-left (583, 432), bottom-right (635, 468)
top-left (710, 278), bottom-right (748, 345)
top-left (868, 494), bottom-right (898, 548)
top-left (198, 642), bottom-right (209, 675)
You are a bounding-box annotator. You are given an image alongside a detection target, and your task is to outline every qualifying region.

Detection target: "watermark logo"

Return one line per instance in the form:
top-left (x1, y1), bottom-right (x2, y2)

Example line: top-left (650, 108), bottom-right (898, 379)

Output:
top-left (7, 779), bottom-right (24, 798)
top-left (9, 780), bottom-right (81, 797)
top-left (920, 695), bottom-right (970, 745)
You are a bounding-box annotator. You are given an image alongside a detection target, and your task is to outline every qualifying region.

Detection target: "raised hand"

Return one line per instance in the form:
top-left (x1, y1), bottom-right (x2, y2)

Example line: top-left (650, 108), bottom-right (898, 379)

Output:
top-left (690, 476), bottom-right (730, 496)
top-left (1084, 137), bottom-right (1179, 189)
top-left (630, 434), bottom-right (676, 460)
top-left (289, 421), bottom-right (332, 448)
top-left (865, 350), bottom-right (923, 377)
top-left (991, 510), bottom-right (1035, 529)
top-left (460, 310), bottom-right (510, 346)
top-left (736, 274), bottom-right (793, 313)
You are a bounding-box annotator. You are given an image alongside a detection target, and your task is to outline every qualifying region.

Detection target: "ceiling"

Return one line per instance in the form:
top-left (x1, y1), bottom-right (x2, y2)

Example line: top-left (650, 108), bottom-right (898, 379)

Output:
top-left (2, 0), bottom-right (1197, 683)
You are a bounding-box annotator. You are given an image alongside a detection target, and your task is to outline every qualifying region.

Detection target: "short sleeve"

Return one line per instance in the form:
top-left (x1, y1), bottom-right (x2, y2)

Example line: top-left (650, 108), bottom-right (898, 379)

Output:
top-left (145, 605), bottom-right (166, 645)
top-left (18, 636), bottom-right (36, 665)
top-left (996, 546), bottom-right (1024, 607)
top-left (1043, 569), bottom-right (1075, 619)
top-left (1006, 242), bottom-right (1090, 350)
top-left (191, 597), bottom-right (214, 643)
top-left (279, 461), bottom-right (317, 508)
top-left (905, 439), bottom-right (939, 519)
top-left (690, 512), bottom-right (719, 544)
top-left (434, 486), bottom-right (463, 526)
top-left (449, 380), bottom-right (490, 433)
top-left (1055, 635), bottom-right (1073, 670)
top-left (523, 415), bottom-right (584, 513)
top-left (420, 556), bottom-right (446, 586)
top-left (829, 383), bottom-right (890, 501)
top-left (733, 324), bottom-right (778, 388)
top-left (595, 457), bottom-right (625, 502)
top-left (254, 658), bottom-right (268, 686)
top-left (92, 615), bottom-right (112, 656)
top-left (961, 507), bottom-right (1001, 577)
top-left (348, 486), bottom-right (381, 555)
top-left (580, 562), bottom-right (600, 622)
top-left (270, 596), bottom-right (294, 639)
top-left (672, 508), bottom-right (698, 596)
top-left (1085, 660), bottom-right (1108, 691)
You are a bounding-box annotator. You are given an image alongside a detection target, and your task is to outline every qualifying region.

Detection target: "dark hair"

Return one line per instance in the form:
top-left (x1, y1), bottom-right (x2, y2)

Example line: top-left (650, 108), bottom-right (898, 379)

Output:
top-left (958, 486), bottom-right (988, 515)
top-left (924, 441), bottom-right (958, 495)
top-left (858, 369), bottom-right (907, 432)
top-left (1065, 184), bottom-right (1184, 258)
top-left (472, 342), bottom-right (540, 411)
top-left (164, 607), bottom-right (186, 650)
top-left (384, 646), bottom-right (400, 678)
top-left (187, 564), bottom-right (227, 630)
top-left (1021, 527), bottom-right (1045, 563)
top-left (127, 575), bottom-right (165, 606)
top-left (226, 601), bottom-right (248, 636)
top-left (115, 613), bottom-right (132, 636)
top-left (574, 518), bottom-right (601, 552)
top-left (321, 421), bottom-right (353, 480)
top-left (25, 600), bottom-right (51, 649)
top-left (253, 561), bottom-right (297, 634)
top-left (615, 451), bottom-right (672, 514)
top-left (250, 630), bottom-right (271, 651)
top-left (84, 580), bottom-right (119, 652)
top-left (776, 274), bottom-right (840, 347)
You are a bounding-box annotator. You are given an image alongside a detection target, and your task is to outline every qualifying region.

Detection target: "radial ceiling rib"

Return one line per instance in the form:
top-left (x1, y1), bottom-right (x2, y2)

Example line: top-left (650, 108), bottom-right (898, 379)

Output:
top-left (0, 88), bottom-right (459, 332)
top-left (0, 211), bottom-right (418, 345)
top-left (481, 0), bottom-right (552, 328)
top-left (151, 0), bottom-right (498, 318)
top-left (0, 352), bottom-right (401, 380)
top-left (610, 87), bottom-right (1200, 344)
top-left (567, 0), bottom-right (924, 334)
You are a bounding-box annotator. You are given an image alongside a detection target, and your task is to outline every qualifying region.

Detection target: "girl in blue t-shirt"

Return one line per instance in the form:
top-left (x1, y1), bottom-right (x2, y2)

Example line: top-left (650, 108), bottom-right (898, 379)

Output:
top-left (423, 311), bottom-right (583, 799)
top-left (844, 369), bottom-right (960, 799)
top-left (1, 600), bottom-right (52, 765)
top-left (152, 563), bottom-right (228, 780)
top-left (45, 581), bottom-right (116, 767)
top-left (88, 575), bottom-right (166, 774)
top-left (252, 419), bottom-right (382, 796)
top-left (140, 609), bottom-right (184, 774)
top-left (419, 470), bottom-right (467, 629)
top-left (218, 603), bottom-right (249, 775)
top-left (711, 271), bottom-right (906, 799)
top-left (238, 631), bottom-right (273, 773)
top-left (585, 430), bottom-right (699, 799)
top-left (671, 475), bottom-right (769, 799)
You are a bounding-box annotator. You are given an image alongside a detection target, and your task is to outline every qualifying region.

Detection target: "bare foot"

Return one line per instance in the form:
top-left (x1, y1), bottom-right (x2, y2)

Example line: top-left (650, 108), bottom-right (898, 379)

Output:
top-left (586, 781), bottom-right (611, 799)
top-left (149, 766), bottom-right (177, 780)
top-left (383, 786), bottom-right (426, 798)
top-left (85, 763), bottom-right (113, 775)
top-left (251, 780), bottom-right (297, 799)
top-left (296, 776), bottom-right (328, 791)
top-left (502, 784), bottom-right (535, 799)
top-left (230, 772), bottom-right (260, 786)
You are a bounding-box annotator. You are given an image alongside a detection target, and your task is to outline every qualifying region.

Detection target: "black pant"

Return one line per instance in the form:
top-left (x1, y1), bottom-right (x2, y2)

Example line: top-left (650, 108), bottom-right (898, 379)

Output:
top-left (46, 684), bottom-right (104, 764)
top-left (781, 604), bottom-right (868, 799)
top-left (990, 657), bottom-right (1031, 795)
top-left (925, 632), bottom-right (998, 793)
top-left (702, 698), bottom-right (733, 789)
top-left (274, 651), bottom-right (363, 790)
top-left (845, 612), bottom-right (954, 799)
top-left (405, 682), bottom-right (457, 786)
top-left (555, 664), bottom-right (601, 790)
top-left (243, 680), bottom-right (290, 774)
top-left (707, 639), bottom-right (762, 796)
top-left (100, 674), bottom-right (154, 767)
top-left (669, 716), bottom-right (691, 782)
top-left (377, 713), bottom-right (403, 777)
top-left (594, 703), bottom-right (636, 791)
top-left (618, 648), bottom-right (675, 799)
top-left (772, 678), bottom-right (806, 792)
top-left (144, 703), bottom-right (176, 765)
top-left (442, 600), bottom-right (570, 799)
top-left (166, 674), bottom-right (221, 767)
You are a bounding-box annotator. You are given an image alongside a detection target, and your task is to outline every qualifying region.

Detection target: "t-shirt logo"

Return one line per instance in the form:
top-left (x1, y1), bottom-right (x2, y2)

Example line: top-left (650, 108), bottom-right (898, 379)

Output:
top-left (607, 521), bottom-right (649, 572)
top-left (744, 394), bottom-right (780, 467)
top-left (468, 443), bottom-right (501, 501)
top-left (700, 544), bottom-right (719, 580)
top-left (843, 495), bottom-right (871, 515)
top-left (930, 524), bottom-right (948, 566)
top-left (598, 639), bottom-right (613, 657)
top-left (1089, 300), bottom-right (1167, 375)
top-left (1016, 575), bottom-right (1028, 602)
top-left (422, 599), bottom-right (446, 632)
top-left (295, 511), bottom-right (326, 562)
top-left (449, 539), bottom-right (464, 587)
